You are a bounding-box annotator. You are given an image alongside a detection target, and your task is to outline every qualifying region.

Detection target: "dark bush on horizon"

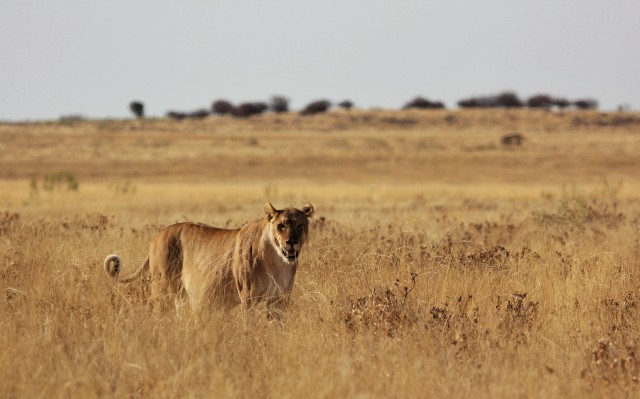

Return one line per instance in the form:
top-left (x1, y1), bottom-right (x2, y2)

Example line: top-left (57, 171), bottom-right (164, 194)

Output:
top-left (212, 100), bottom-right (235, 115)
top-left (553, 98), bottom-right (570, 109)
top-left (527, 94), bottom-right (574, 109)
top-left (457, 97), bottom-right (482, 108)
top-left (300, 100), bottom-right (331, 115)
top-left (338, 100), bottom-right (354, 110)
top-left (402, 96), bottom-right (445, 110)
top-left (166, 111), bottom-right (187, 120)
top-left (459, 92), bottom-right (598, 110)
top-left (129, 101), bottom-right (144, 118)
top-left (458, 91), bottom-right (523, 108)
top-left (495, 92), bottom-right (524, 108)
top-left (270, 96), bottom-right (290, 113)
top-left (232, 102), bottom-right (268, 118)
top-left (188, 109), bottom-right (210, 119)
top-left (574, 98), bottom-right (598, 110)
top-left (165, 109), bottom-right (209, 120)
top-left (526, 94), bottom-right (555, 109)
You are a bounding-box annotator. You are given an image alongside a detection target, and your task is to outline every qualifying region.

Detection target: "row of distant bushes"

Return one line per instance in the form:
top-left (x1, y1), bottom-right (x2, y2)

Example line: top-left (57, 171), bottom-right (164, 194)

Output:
top-left (402, 92), bottom-right (598, 110)
top-left (131, 97), bottom-right (353, 120)
top-left (456, 92), bottom-right (597, 110)
top-left (127, 91), bottom-right (599, 120)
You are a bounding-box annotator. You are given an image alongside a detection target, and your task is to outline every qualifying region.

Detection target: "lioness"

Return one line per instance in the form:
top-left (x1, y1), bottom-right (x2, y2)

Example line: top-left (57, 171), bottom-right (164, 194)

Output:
top-left (104, 202), bottom-right (314, 311)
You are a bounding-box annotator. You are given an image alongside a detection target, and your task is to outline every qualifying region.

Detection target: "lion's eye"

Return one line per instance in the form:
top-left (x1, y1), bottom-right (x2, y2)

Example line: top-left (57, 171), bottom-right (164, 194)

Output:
top-left (277, 223), bottom-right (285, 231)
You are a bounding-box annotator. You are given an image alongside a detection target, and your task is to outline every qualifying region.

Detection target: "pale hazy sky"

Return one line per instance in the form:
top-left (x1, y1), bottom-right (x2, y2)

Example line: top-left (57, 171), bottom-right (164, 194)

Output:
top-left (1, 1), bottom-right (639, 121)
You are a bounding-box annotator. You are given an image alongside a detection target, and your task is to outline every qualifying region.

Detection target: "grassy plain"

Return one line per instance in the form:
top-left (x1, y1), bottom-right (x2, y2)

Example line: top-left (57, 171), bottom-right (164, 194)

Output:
top-left (1, 109), bottom-right (639, 397)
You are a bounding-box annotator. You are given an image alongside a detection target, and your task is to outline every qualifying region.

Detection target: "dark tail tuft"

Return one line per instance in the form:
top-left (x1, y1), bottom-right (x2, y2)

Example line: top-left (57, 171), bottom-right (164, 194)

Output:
top-left (104, 254), bottom-right (121, 278)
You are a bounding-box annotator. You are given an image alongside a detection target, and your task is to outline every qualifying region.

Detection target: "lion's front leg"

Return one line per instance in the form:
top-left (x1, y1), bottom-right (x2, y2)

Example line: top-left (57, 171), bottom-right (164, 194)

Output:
top-left (233, 241), bottom-right (261, 311)
top-left (237, 282), bottom-right (254, 311)
top-left (234, 259), bottom-right (254, 311)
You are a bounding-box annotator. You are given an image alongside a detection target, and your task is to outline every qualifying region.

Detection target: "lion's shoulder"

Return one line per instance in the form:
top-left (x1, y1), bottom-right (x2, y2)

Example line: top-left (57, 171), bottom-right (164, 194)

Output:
top-left (235, 218), bottom-right (268, 245)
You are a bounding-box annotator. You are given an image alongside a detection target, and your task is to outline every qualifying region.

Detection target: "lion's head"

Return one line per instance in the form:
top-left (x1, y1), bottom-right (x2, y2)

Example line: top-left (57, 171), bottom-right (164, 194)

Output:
top-left (265, 202), bottom-right (314, 263)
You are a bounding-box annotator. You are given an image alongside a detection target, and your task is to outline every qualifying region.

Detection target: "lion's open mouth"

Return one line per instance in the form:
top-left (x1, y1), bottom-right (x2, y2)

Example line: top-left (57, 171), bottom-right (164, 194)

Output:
top-left (282, 249), bottom-right (299, 261)
top-left (272, 237), bottom-right (299, 261)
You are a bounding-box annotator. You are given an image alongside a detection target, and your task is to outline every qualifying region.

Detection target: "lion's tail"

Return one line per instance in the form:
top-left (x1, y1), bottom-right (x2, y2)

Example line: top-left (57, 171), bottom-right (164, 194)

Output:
top-left (104, 254), bottom-right (150, 283)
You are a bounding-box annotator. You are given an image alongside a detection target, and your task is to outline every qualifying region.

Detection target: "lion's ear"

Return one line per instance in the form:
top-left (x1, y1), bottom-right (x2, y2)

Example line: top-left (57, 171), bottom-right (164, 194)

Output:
top-left (265, 202), bottom-right (279, 221)
top-left (301, 203), bottom-right (314, 217)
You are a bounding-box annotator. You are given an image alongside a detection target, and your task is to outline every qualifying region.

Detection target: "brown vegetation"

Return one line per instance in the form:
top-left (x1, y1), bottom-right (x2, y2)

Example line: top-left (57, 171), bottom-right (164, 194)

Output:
top-left (1, 109), bottom-right (639, 397)
top-left (402, 96), bottom-right (446, 110)
top-left (300, 99), bottom-right (331, 115)
top-left (129, 101), bottom-right (144, 119)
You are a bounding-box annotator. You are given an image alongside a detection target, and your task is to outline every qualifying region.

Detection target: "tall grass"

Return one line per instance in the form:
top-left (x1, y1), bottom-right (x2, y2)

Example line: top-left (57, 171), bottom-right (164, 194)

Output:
top-left (1, 181), bottom-right (638, 398)
top-left (1, 110), bottom-right (639, 397)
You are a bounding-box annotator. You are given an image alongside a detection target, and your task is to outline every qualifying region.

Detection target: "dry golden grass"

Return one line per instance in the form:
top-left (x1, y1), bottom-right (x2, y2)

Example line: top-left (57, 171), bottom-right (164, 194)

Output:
top-left (1, 109), bottom-right (640, 398)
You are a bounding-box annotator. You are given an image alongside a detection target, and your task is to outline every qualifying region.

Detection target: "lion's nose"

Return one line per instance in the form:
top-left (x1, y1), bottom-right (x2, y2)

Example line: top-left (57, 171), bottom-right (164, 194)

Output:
top-left (286, 237), bottom-right (297, 245)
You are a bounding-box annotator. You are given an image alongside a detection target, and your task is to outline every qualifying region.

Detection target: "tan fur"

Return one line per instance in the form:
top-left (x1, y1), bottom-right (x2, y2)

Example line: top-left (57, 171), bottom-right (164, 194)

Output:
top-left (104, 203), bottom-right (314, 311)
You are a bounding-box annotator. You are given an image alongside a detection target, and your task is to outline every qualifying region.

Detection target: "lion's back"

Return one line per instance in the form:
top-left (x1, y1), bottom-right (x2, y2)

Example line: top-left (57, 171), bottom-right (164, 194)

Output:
top-left (147, 222), bottom-right (236, 271)
top-left (148, 222), bottom-right (241, 306)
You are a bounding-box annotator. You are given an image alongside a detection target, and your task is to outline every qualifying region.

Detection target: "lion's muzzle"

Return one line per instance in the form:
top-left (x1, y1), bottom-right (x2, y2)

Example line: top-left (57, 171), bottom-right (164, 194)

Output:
top-left (282, 248), bottom-right (299, 261)
top-left (273, 236), bottom-right (300, 262)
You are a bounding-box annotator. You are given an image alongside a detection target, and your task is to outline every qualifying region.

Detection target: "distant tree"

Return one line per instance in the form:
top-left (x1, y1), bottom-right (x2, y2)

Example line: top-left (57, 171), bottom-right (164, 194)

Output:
top-left (526, 94), bottom-right (555, 109)
top-left (457, 97), bottom-right (483, 108)
top-left (553, 97), bottom-right (570, 109)
top-left (233, 102), bottom-right (268, 118)
top-left (527, 95), bottom-right (577, 110)
top-left (458, 91), bottom-right (523, 108)
top-left (166, 111), bottom-right (187, 120)
top-left (188, 109), bottom-right (210, 119)
top-left (338, 100), bottom-right (354, 110)
top-left (495, 92), bottom-right (523, 108)
top-left (167, 109), bottom-right (210, 120)
top-left (129, 101), bottom-right (144, 118)
top-left (212, 100), bottom-right (235, 115)
top-left (573, 98), bottom-right (598, 110)
top-left (459, 95), bottom-right (499, 108)
top-left (300, 100), bottom-right (331, 115)
top-left (402, 96), bottom-right (445, 110)
top-left (270, 96), bottom-right (290, 113)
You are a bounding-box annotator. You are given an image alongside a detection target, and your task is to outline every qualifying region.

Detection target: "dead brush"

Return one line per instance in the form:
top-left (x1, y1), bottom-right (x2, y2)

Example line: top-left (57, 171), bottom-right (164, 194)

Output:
top-left (584, 292), bottom-right (639, 386)
top-left (464, 245), bottom-right (510, 270)
top-left (602, 292), bottom-right (638, 332)
top-left (108, 274), bottom-right (152, 309)
top-left (343, 272), bottom-right (419, 337)
top-left (469, 221), bottom-right (517, 247)
top-left (124, 274), bottom-right (152, 303)
top-left (427, 239), bottom-right (512, 270)
top-left (427, 295), bottom-right (481, 358)
top-left (0, 211), bottom-right (20, 236)
top-left (495, 292), bottom-right (539, 345)
top-left (61, 213), bottom-right (113, 233)
top-left (426, 219), bottom-right (520, 270)
top-left (583, 336), bottom-right (639, 386)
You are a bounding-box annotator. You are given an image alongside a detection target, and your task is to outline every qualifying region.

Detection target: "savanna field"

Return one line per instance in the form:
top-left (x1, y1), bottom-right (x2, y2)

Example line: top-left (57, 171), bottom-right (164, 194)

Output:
top-left (1, 109), bottom-right (639, 398)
